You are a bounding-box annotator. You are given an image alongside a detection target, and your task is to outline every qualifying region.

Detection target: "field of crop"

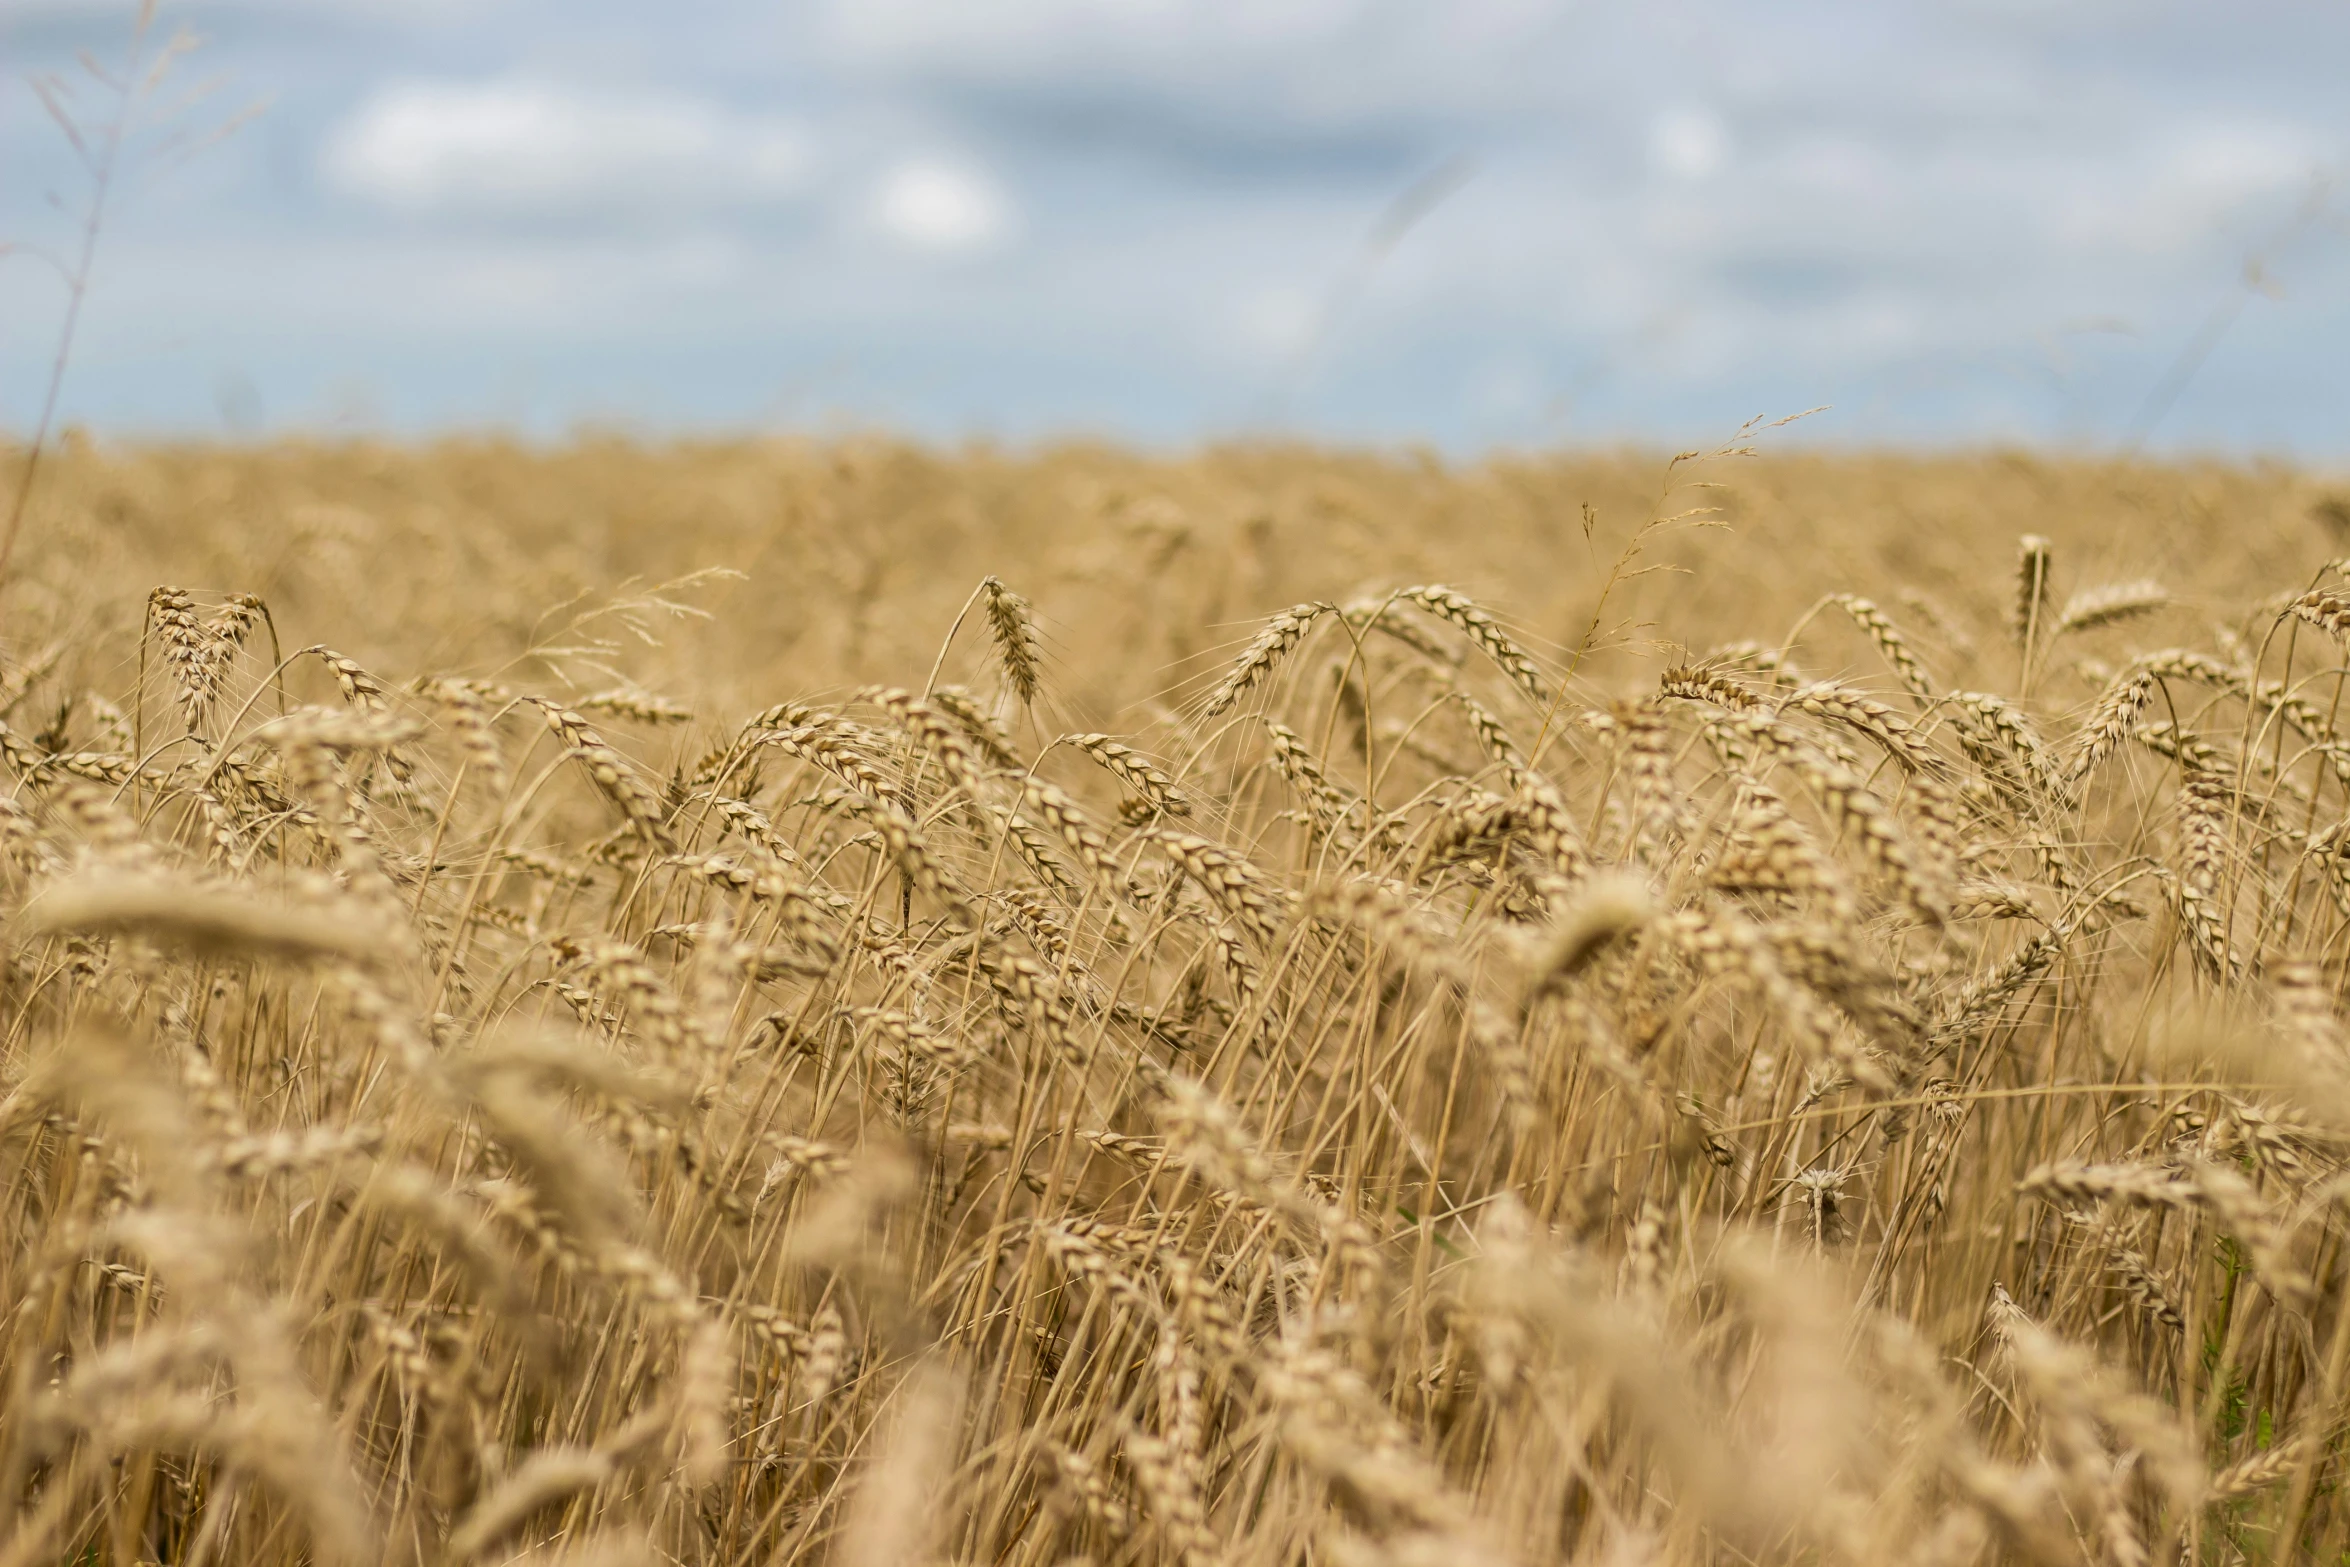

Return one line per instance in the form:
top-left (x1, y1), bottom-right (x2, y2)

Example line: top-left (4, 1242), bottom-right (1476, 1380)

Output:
top-left (7, 434), bottom-right (2350, 1566)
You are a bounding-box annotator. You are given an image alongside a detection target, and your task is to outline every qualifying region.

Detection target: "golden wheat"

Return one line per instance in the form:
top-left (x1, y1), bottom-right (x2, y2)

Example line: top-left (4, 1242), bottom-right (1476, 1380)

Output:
top-left (0, 440), bottom-right (2347, 1566)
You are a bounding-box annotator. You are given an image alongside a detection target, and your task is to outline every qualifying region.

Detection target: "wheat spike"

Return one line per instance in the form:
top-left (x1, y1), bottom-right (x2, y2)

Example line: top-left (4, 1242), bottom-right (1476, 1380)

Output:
top-left (1201, 601), bottom-right (1332, 718)
top-left (982, 574), bottom-right (1044, 702)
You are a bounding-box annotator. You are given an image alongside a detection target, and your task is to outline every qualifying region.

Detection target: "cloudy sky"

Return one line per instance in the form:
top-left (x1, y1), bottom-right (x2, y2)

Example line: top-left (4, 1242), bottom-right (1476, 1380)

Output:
top-left (4, 0), bottom-right (2348, 452)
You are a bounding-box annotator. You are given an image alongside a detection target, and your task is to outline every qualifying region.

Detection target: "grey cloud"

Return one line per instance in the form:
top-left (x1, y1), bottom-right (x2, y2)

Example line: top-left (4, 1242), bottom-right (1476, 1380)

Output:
top-left (3, 0), bottom-right (2347, 451)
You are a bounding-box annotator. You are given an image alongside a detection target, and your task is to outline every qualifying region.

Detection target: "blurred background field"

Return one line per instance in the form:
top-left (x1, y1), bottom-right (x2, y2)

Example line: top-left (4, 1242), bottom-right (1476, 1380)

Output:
top-left (23, 437), bottom-right (2349, 714)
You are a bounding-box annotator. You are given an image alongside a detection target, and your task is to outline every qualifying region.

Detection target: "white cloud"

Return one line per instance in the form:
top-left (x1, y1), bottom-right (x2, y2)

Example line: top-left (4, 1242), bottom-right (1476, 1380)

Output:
top-left (2170, 121), bottom-right (2320, 199)
top-left (321, 78), bottom-right (813, 217)
top-left (872, 159), bottom-right (1015, 254)
top-left (1650, 108), bottom-right (1730, 181)
top-left (1225, 283), bottom-right (1318, 365)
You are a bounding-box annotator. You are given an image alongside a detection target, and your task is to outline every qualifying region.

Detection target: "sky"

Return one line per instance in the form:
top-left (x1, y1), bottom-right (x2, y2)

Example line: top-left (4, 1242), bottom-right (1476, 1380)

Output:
top-left (4, 0), bottom-right (2349, 454)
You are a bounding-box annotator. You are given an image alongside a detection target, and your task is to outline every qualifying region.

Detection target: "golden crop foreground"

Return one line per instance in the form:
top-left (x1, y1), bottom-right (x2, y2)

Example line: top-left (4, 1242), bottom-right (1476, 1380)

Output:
top-left (4, 437), bottom-right (2350, 1566)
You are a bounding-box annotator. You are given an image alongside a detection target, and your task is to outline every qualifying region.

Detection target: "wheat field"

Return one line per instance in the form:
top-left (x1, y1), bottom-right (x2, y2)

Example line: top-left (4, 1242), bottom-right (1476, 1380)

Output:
top-left (5, 433), bottom-right (2350, 1566)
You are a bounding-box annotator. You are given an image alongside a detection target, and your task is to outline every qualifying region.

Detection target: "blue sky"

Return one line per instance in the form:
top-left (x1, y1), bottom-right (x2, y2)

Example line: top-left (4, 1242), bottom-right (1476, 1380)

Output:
top-left (5, 0), bottom-right (2349, 453)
